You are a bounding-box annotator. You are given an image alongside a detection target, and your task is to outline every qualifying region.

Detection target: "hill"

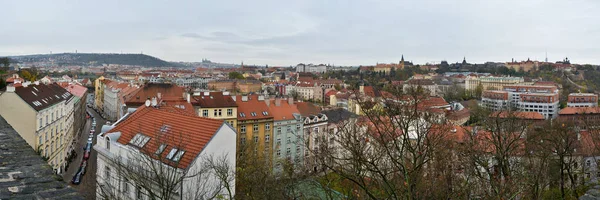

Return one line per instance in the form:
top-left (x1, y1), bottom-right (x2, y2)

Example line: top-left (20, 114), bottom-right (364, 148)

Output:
top-left (7, 53), bottom-right (186, 68)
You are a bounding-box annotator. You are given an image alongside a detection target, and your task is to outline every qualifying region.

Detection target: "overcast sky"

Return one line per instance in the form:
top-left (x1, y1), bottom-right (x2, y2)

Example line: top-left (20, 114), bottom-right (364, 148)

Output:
top-left (1, 0), bottom-right (599, 66)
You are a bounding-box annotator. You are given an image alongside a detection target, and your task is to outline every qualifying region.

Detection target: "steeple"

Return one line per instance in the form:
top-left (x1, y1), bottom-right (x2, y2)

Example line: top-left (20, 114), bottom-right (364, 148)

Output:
top-left (462, 57), bottom-right (467, 65)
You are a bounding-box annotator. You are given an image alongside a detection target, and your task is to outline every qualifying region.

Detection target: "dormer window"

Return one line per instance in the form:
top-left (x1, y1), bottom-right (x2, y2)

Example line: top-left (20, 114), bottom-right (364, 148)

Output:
top-left (251, 112), bottom-right (257, 117)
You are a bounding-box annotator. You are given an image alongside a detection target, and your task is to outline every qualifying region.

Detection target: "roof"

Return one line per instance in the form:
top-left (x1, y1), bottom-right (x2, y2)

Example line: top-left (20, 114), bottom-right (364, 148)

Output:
top-left (266, 99), bottom-right (300, 121)
top-left (0, 116), bottom-right (83, 199)
top-left (559, 107), bottom-right (600, 115)
top-left (490, 111), bottom-right (544, 120)
top-left (125, 83), bottom-right (185, 106)
top-left (321, 108), bottom-right (357, 123)
top-left (296, 102), bottom-right (321, 117)
top-left (13, 83), bottom-right (73, 111)
top-left (362, 86), bottom-right (381, 98)
top-left (63, 84), bottom-right (88, 98)
top-left (111, 104), bottom-right (225, 169)
top-left (235, 95), bottom-right (274, 121)
top-left (193, 92), bottom-right (237, 108)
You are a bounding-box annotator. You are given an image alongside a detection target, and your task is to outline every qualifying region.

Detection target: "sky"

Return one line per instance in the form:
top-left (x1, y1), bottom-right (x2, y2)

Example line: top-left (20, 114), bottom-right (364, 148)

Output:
top-left (1, 0), bottom-right (599, 66)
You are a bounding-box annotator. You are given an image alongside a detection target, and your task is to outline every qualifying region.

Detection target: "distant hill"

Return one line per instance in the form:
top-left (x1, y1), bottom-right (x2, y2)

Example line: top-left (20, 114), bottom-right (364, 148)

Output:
top-left (7, 53), bottom-right (186, 68)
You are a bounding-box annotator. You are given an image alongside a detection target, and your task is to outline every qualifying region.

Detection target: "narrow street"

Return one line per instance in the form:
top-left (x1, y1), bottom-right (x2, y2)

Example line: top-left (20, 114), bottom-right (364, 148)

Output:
top-left (63, 93), bottom-right (105, 200)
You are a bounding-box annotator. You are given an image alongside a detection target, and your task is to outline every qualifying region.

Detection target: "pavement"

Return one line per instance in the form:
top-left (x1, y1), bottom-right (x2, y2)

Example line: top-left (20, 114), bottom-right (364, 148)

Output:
top-left (63, 103), bottom-right (105, 200)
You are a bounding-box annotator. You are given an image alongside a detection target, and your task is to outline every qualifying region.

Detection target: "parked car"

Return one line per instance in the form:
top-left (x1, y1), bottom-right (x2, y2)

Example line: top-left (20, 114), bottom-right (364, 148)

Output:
top-left (80, 161), bottom-right (87, 175)
top-left (87, 137), bottom-right (93, 143)
top-left (71, 172), bottom-right (82, 185)
top-left (83, 151), bottom-right (90, 160)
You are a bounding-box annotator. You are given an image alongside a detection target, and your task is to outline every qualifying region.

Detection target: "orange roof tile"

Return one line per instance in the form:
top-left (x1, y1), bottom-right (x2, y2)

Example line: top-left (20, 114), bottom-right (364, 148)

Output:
top-left (295, 102), bottom-right (321, 117)
top-left (559, 107), bottom-right (600, 115)
top-left (266, 99), bottom-right (300, 121)
top-left (235, 95), bottom-right (273, 120)
top-left (125, 83), bottom-right (185, 107)
top-left (112, 105), bottom-right (225, 169)
top-left (490, 111), bottom-right (544, 120)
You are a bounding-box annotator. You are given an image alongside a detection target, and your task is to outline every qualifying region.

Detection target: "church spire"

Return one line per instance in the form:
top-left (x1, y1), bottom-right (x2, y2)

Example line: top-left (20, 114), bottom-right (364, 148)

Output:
top-left (462, 56), bottom-right (467, 65)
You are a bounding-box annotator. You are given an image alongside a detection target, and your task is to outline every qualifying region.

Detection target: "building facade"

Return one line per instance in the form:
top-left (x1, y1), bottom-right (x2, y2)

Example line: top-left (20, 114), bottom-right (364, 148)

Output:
top-left (0, 82), bottom-right (75, 174)
top-left (568, 93), bottom-right (598, 108)
top-left (481, 85), bottom-right (559, 119)
top-left (193, 91), bottom-right (238, 128)
top-left (235, 95), bottom-right (275, 163)
top-left (296, 63), bottom-right (327, 74)
top-left (465, 76), bottom-right (525, 91)
top-left (266, 98), bottom-right (304, 171)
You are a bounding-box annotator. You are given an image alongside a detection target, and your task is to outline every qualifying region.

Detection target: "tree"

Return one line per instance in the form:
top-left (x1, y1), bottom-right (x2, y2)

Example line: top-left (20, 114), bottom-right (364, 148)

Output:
top-left (474, 83), bottom-right (484, 99)
top-left (310, 87), bottom-right (458, 199)
top-left (289, 90), bottom-right (301, 101)
top-left (280, 72), bottom-right (286, 80)
top-left (228, 72), bottom-right (245, 80)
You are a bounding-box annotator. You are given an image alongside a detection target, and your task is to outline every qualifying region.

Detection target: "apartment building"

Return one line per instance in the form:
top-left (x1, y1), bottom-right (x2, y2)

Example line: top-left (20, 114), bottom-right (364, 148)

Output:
top-left (63, 84), bottom-right (88, 139)
top-left (94, 76), bottom-right (108, 112)
top-left (103, 82), bottom-right (131, 121)
top-left (95, 102), bottom-right (236, 200)
top-left (266, 98), bottom-right (303, 171)
top-left (567, 93), bottom-right (598, 108)
top-left (193, 91), bottom-right (238, 128)
top-left (292, 82), bottom-right (324, 102)
top-left (465, 76), bottom-right (525, 91)
top-left (0, 82), bottom-right (75, 174)
top-left (481, 85), bottom-right (559, 119)
top-left (296, 63), bottom-right (327, 74)
top-left (235, 95), bottom-right (274, 161)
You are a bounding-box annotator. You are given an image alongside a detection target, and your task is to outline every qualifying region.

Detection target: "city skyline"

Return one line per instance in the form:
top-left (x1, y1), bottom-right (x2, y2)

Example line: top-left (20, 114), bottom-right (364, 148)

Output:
top-left (2, 0), bottom-right (600, 66)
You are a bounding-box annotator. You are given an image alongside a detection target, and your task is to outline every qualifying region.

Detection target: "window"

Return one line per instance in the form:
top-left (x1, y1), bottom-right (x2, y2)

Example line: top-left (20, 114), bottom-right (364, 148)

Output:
top-left (265, 134), bottom-right (270, 142)
top-left (203, 110), bottom-right (208, 117)
top-left (587, 160), bottom-right (592, 167)
top-left (286, 147), bottom-right (291, 155)
top-left (156, 144), bottom-right (167, 155)
top-left (123, 178), bottom-right (129, 193)
top-left (44, 146), bottom-right (48, 157)
top-left (287, 137), bottom-right (291, 144)
top-left (241, 125), bottom-right (246, 133)
top-left (106, 139), bottom-right (110, 150)
top-left (240, 113), bottom-right (246, 117)
top-left (218, 109), bottom-right (222, 116)
top-left (277, 149), bottom-right (281, 156)
top-left (45, 132), bottom-right (48, 141)
top-left (253, 124), bottom-right (259, 132)
top-left (277, 138), bottom-right (281, 145)
top-left (296, 124), bottom-right (300, 130)
top-left (597, 171), bottom-right (600, 178)
top-left (51, 129), bottom-right (54, 137)
top-left (51, 113), bottom-right (54, 121)
top-left (277, 127), bottom-right (281, 134)
top-left (39, 118), bottom-right (42, 128)
top-left (251, 112), bottom-right (257, 117)
top-left (227, 109), bottom-right (233, 116)
top-left (173, 150), bottom-right (185, 162)
top-left (105, 166), bottom-right (111, 180)
top-left (39, 136), bottom-right (42, 145)
top-left (314, 127), bottom-right (319, 133)
top-left (241, 138), bottom-right (246, 145)
top-left (136, 186), bottom-right (143, 199)
top-left (265, 123), bottom-right (270, 130)
top-left (586, 173), bottom-right (591, 179)
top-left (166, 148), bottom-right (178, 160)
top-left (213, 109), bottom-right (218, 116)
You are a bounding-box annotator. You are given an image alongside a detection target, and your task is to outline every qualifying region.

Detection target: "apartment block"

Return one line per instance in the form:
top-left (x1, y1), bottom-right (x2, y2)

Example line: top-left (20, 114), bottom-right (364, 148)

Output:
top-left (567, 93), bottom-right (598, 108)
top-left (481, 85), bottom-right (559, 119)
top-left (0, 82), bottom-right (75, 174)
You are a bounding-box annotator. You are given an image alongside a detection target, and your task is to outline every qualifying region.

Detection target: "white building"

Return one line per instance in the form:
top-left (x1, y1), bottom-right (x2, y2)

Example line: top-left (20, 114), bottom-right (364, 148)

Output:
top-left (95, 102), bottom-right (237, 200)
top-left (0, 82), bottom-right (75, 174)
top-left (481, 85), bottom-right (559, 119)
top-left (296, 63), bottom-right (327, 74)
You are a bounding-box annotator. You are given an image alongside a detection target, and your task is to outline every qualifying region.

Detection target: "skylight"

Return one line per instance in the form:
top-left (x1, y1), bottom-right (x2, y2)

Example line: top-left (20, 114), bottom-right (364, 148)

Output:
top-left (129, 133), bottom-right (151, 147)
top-left (251, 112), bottom-right (257, 116)
top-left (160, 125), bottom-right (171, 133)
top-left (239, 113), bottom-right (246, 117)
top-left (166, 148), bottom-right (178, 159)
top-left (31, 91), bottom-right (37, 96)
top-left (262, 111), bottom-right (269, 116)
top-left (155, 144), bottom-right (167, 155)
top-left (173, 150), bottom-right (185, 162)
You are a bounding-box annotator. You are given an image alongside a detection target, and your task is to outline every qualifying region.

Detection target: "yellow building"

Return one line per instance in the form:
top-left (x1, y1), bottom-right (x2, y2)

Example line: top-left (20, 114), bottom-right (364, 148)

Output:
top-left (192, 91), bottom-right (238, 128)
top-left (234, 95), bottom-right (274, 160)
top-left (94, 76), bottom-right (108, 112)
top-left (0, 83), bottom-right (76, 174)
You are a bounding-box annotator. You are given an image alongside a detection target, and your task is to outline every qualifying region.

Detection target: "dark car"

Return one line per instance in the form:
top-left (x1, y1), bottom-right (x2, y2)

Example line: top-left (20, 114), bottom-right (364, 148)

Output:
top-left (85, 142), bottom-right (93, 150)
top-left (80, 161), bottom-right (88, 175)
top-left (71, 172), bottom-right (82, 185)
top-left (83, 151), bottom-right (90, 160)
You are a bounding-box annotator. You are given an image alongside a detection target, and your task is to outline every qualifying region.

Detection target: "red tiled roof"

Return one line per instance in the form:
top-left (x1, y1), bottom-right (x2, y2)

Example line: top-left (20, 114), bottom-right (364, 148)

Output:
top-left (125, 83), bottom-right (185, 106)
top-left (490, 111), bottom-right (544, 120)
top-left (64, 84), bottom-right (88, 98)
top-left (295, 102), bottom-right (321, 117)
top-left (559, 107), bottom-right (600, 115)
top-left (267, 99), bottom-right (300, 121)
top-left (112, 105), bottom-right (225, 169)
top-left (324, 90), bottom-right (338, 97)
top-left (235, 95), bottom-right (273, 120)
top-left (193, 92), bottom-right (237, 108)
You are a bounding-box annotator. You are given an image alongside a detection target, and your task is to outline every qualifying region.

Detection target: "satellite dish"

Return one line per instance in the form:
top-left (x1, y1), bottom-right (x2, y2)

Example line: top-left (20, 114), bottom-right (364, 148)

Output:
top-left (145, 100), bottom-right (151, 107)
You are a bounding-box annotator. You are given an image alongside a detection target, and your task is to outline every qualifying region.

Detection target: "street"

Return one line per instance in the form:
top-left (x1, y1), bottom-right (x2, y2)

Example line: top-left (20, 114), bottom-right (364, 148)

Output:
top-left (63, 93), bottom-right (105, 200)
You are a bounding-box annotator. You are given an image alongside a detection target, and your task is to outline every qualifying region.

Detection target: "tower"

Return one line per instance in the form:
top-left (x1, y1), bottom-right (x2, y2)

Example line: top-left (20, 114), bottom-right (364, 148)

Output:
top-left (400, 54), bottom-right (405, 69)
top-left (462, 57), bottom-right (467, 65)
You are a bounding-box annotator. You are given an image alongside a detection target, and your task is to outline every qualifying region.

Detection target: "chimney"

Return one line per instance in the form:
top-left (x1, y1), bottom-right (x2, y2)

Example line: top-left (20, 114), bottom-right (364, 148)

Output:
top-left (186, 93), bottom-right (191, 103)
top-left (231, 96), bottom-right (237, 101)
top-left (157, 93), bottom-right (162, 100)
top-left (204, 92), bottom-right (209, 96)
top-left (223, 91), bottom-right (230, 96)
top-left (275, 98), bottom-right (281, 106)
top-left (6, 84), bottom-right (15, 92)
top-left (22, 81), bottom-right (30, 87)
top-left (258, 95), bottom-right (265, 101)
top-left (265, 99), bottom-right (270, 107)
top-left (288, 97), bottom-right (294, 105)
top-left (151, 97), bottom-right (158, 107)
top-left (242, 96), bottom-right (248, 102)
top-left (34, 81), bottom-right (39, 85)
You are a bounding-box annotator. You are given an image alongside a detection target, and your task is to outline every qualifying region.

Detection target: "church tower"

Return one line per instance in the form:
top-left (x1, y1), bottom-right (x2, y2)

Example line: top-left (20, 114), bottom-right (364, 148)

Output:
top-left (400, 54), bottom-right (405, 69)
